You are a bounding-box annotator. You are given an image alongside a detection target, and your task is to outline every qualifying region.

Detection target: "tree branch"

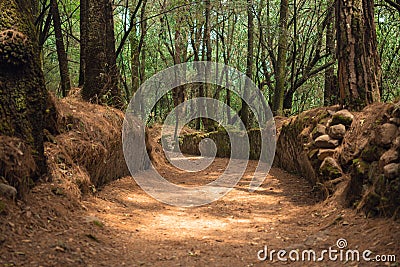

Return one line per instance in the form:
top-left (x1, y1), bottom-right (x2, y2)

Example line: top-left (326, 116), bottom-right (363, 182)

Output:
top-left (383, 0), bottom-right (400, 13)
top-left (116, 0), bottom-right (143, 57)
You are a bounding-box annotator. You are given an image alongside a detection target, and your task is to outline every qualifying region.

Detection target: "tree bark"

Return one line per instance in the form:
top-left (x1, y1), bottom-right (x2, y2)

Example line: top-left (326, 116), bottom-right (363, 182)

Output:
top-left (324, 2), bottom-right (337, 106)
top-left (0, 0), bottom-right (48, 178)
top-left (202, 0), bottom-right (215, 131)
top-left (240, 0), bottom-right (254, 129)
top-left (336, 0), bottom-right (381, 110)
top-left (272, 0), bottom-right (289, 116)
top-left (130, 15), bottom-right (140, 95)
top-left (79, 0), bottom-right (88, 87)
top-left (82, 0), bottom-right (120, 106)
top-left (51, 0), bottom-right (71, 97)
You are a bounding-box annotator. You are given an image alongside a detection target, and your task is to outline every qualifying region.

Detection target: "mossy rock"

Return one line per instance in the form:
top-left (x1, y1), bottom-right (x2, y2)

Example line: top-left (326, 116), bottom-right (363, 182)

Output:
top-left (364, 190), bottom-right (381, 211)
top-left (331, 110), bottom-right (354, 127)
top-left (320, 157), bottom-right (342, 179)
top-left (360, 145), bottom-right (383, 162)
top-left (353, 158), bottom-right (369, 177)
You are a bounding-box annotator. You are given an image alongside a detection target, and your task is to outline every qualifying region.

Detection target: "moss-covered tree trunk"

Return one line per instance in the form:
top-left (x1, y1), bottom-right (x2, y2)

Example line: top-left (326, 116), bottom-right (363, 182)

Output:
top-left (336, 0), bottom-right (381, 110)
top-left (0, 0), bottom-right (48, 178)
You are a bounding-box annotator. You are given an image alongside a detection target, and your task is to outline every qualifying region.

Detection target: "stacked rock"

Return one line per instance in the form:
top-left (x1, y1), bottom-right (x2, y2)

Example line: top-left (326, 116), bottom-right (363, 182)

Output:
top-left (310, 109), bottom-right (354, 179)
top-left (376, 105), bottom-right (400, 179)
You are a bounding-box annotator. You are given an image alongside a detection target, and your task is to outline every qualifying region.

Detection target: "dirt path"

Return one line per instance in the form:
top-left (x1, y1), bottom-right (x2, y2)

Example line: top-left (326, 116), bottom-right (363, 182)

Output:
top-left (1, 158), bottom-right (399, 266)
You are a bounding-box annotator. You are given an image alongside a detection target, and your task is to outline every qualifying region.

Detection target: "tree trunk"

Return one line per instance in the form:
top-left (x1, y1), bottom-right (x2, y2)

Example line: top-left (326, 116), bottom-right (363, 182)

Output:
top-left (82, 0), bottom-right (120, 106)
top-left (105, 0), bottom-right (119, 103)
top-left (79, 0), bottom-right (88, 87)
top-left (336, 0), bottom-right (381, 110)
top-left (0, 0), bottom-right (48, 178)
top-left (324, 2), bottom-right (337, 106)
top-left (240, 0), bottom-right (254, 129)
top-left (139, 1), bottom-right (147, 85)
top-left (272, 0), bottom-right (289, 116)
top-left (283, 90), bottom-right (293, 112)
top-left (130, 16), bottom-right (140, 95)
top-left (51, 0), bottom-right (71, 97)
top-left (172, 12), bottom-right (186, 145)
top-left (202, 0), bottom-right (215, 131)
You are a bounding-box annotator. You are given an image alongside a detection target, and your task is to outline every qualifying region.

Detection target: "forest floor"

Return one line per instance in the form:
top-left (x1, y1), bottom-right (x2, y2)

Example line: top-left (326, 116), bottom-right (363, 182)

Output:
top-left (1, 156), bottom-right (399, 266)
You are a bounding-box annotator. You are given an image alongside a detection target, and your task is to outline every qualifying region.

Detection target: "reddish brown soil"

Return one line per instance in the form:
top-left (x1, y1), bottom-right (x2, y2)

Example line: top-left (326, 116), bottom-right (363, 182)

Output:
top-left (1, 158), bottom-right (399, 266)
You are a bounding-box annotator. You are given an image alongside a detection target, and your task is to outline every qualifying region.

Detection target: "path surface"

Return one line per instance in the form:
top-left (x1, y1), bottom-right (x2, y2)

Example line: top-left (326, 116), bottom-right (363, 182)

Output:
top-left (1, 158), bottom-right (399, 266)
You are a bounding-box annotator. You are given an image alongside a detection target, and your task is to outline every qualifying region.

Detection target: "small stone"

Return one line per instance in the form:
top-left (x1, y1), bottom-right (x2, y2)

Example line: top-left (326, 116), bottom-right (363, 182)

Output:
top-left (383, 163), bottom-right (400, 179)
top-left (326, 119), bottom-right (332, 127)
top-left (308, 149), bottom-right (319, 159)
top-left (300, 127), bottom-right (311, 138)
top-left (328, 124), bottom-right (346, 140)
top-left (393, 136), bottom-right (400, 148)
top-left (0, 183), bottom-right (17, 200)
top-left (375, 123), bottom-right (398, 147)
top-left (317, 149), bottom-right (336, 161)
top-left (320, 157), bottom-right (342, 179)
top-left (315, 135), bottom-right (339, 149)
top-left (312, 124), bottom-right (326, 139)
top-left (380, 150), bottom-right (399, 167)
top-left (331, 109), bottom-right (354, 127)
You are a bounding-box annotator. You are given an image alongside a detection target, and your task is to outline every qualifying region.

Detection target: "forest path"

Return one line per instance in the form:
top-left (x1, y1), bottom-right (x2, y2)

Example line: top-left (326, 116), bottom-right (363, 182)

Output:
top-left (1, 158), bottom-right (399, 266)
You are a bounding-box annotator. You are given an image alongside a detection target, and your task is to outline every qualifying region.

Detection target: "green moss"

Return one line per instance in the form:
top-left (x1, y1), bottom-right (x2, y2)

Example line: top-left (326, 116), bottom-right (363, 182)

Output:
top-left (360, 145), bottom-right (382, 162)
top-left (14, 93), bottom-right (26, 111)
top-left (326, 166), bottom-right (341, 176)
top-left (316, 111), bottom-right (330, 123)
top-left (353, 158), bottom-right (369, 177)
top-left (365, 191), bottom-right (381, 209)
top-left (331, 115), bottom-right (353, 126)
top-left (92, 220), bottom-right (104, 228)
top-left (180, 127), bottom-right (265, 160)
top-left (320, 159), bottom-right (342, 178)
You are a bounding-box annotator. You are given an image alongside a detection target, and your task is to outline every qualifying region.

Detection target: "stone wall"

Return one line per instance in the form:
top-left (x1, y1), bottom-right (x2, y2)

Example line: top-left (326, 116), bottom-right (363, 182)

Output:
top-left (276, 103), bottom-right (400, 218)
top-left (179, 103), bottom-right (400, 218)
top-left (179, 128), bottom-right (263, 160)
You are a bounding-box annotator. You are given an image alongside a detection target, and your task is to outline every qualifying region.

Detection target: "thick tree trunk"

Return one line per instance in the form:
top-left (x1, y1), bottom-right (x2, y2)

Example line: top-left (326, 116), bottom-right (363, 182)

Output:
top-left (0, 0), bottom-right (48, 178)
top-left (82, 0), bottom-right (120, 106)
top-left (272, 0), bottom-right (289, 116)
top-left (51, 0), bottom-right (71, 97)
top-left (336, 0), bottom-right (381, 110)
